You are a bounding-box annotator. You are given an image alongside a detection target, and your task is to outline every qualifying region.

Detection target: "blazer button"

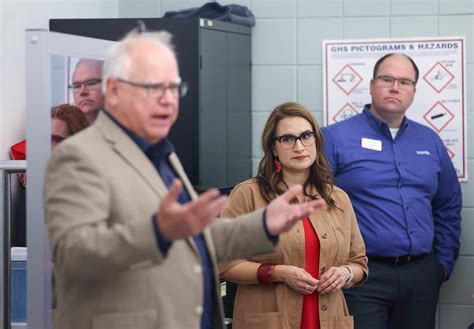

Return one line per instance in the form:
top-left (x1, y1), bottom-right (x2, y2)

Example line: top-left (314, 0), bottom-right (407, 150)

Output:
top-left (195, 305), bottom-right (204, 316)
top-left (321, 233), bottom-right (328, 239)
top-left (321, 304), bottom-right (327, 311)
top-left (193, 264), bottom-right (202, 274)
top-left (321, 266), bottom-right (326, 273)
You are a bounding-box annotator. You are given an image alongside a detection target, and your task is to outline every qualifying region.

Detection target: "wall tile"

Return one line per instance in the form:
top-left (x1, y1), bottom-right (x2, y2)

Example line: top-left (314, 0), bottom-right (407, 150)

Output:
top-left (252, 158), bottom-right (261, 176)
top-left (251, 112), bottom-right (270, 158)
top-left (219, 0), bottom-right (251, 8)
top-left (439, 305), bottom-right (474, 329)
top-left (297, 18), bottom-right (343, 64)
top-left (297, 65), bottom-right (323, 112)
top-left (460, 209), bottom-right (474, 255)
top-left (252, 65), bottom-right (297, 112)
top-left (439, 256), bottom-right (474, 304)
top-left (439, 15), bottom-right (474, 63)
top-left (391, 16), bottom-right (438, 38)
top-left (118, 0), bottom-right (161, 17)
top-left (251, 0), bottom-right (296, 18)
top-left (297, 0), bottom-right (343, 17)
top-left (439, 0), bottom-right (474, 15)
top-left (391, 0), bottom-right (438, 16)
top-left (343, 17), bottom-right (390, 39)
top-left (161, 0), bottom-right (205, 13)
top-left (252, 19), bottom-right (296, 65)
top-left (313, 111), bottom-right (324, 124)
top-left (343, 0), bottom-right (390, 17)
top-left (461, 160), bottom-right (474, 207)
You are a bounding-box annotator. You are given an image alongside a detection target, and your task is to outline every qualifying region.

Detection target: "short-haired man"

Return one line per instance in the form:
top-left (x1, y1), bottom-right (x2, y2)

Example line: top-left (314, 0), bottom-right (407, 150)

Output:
top-left (69, 58), bottom-right (104, 123)
top-left (44, 31), bottom-right (325, 329)
top-left (322, 53), bottom-right (462, 329)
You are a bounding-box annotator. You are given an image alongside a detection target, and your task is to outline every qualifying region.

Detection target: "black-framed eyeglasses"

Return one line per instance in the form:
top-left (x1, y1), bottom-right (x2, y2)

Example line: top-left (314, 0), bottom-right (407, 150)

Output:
top-left (274, 131), bottom-right (317, 149)
top-left (375, 75), bottom-right (416, 91)
top-left (68, 79), bottom-right (102, 91)
top-left (116, 78), bottom-right (189, 99)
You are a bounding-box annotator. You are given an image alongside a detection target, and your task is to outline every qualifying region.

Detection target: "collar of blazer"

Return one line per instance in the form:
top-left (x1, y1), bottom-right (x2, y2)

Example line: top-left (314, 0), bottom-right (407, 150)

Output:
top-left (95, 112), bottom-right (210, 254)
top-left (94, 112), bottom-right (198, 201)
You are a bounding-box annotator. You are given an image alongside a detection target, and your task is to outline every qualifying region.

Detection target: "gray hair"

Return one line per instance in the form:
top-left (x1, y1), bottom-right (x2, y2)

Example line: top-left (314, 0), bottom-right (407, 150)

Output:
top-left (102, 29), bottom-right (176, 93)
top-left (73, 58), bottom-right (103, 78)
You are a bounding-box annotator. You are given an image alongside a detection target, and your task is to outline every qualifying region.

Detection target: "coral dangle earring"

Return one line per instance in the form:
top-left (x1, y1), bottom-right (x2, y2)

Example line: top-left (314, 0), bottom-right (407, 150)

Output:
top-left (274, 158), bottom-right (282, 173)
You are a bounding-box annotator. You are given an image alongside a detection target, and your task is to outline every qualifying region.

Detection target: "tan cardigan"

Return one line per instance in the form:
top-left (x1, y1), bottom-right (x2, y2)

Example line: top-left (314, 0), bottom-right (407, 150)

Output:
top-left (220, 179), bottom-right (368, 329)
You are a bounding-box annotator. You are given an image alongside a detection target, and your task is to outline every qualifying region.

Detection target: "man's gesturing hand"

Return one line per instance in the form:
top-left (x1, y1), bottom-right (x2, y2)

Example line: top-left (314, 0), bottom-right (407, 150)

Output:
top-left (156, 180), bottom-right (229, 241)
top-left (266, 185), bottom-right (325, 236)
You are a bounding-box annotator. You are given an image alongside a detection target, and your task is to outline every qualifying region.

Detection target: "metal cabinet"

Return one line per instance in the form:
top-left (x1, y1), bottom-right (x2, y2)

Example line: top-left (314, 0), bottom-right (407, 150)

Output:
top-left (50, 18), bottom-right (252, 189)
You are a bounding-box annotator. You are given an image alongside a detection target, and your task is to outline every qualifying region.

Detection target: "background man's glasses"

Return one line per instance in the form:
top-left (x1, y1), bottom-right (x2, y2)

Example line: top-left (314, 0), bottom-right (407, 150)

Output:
top-left (68, 79), bottom-right (102, 91)
top-left (375, 75), bottom-right (416, 91)
top-left (274, 131), bottom-right (317, 149)
top-left (116, 78), bottom-right (189, 98)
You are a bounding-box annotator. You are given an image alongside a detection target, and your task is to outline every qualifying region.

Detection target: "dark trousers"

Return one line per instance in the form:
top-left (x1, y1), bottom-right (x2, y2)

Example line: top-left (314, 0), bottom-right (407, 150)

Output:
top-left (344, 254), bottom-right (445, 329)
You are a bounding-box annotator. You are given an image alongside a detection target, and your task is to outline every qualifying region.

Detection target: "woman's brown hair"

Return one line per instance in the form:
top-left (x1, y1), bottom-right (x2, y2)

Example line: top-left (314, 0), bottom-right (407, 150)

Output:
top-left (256, 102), bottom-right (336, 209)
top-left (51, 104), bottom-right (90, 135)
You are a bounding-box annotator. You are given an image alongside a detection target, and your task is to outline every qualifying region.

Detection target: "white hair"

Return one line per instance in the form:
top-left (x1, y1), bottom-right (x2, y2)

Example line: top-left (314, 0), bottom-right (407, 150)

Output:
top-left (102, 29), bottom-right (176, 93)
top-left (73, 58), bottom-right (103, 78)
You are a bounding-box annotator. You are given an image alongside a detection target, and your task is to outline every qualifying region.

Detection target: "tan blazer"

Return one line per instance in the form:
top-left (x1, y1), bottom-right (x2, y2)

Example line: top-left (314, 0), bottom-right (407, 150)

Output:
top-left (44, 112), bottom-right (275, 329)
top-left (220, 179), bottom-right (368, 329)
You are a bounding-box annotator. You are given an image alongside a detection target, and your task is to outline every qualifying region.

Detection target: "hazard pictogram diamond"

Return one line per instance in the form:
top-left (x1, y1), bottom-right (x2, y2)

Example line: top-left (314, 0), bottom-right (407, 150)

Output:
top-left (332, 103), bottom-right (358, 123)
top-left (423, 102), bottom-right (454, 132)
top-left (423, 62), bottom-right (455, 93)
top-left (332, 65), bottom-right (363, 95)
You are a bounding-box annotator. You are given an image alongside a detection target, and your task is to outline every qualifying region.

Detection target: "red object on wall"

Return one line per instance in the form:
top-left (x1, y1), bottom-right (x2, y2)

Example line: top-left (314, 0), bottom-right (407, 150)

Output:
top-left (10, 140), bottom-right (26, 160)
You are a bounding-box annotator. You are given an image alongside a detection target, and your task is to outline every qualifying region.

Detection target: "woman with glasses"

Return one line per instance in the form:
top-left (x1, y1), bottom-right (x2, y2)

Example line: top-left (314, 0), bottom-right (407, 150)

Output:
top-left (220, 102), bottom-right (368, 329)
top-left (51, 104), bottom-right (90, 150)
top-left (10, 104), bottom-right (90, 188)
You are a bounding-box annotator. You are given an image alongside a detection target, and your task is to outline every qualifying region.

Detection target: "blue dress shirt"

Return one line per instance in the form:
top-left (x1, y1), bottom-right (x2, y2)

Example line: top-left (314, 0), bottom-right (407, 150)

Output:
top-left (322, 105), bottom-right (462, 275)
top-left (104, 111), bottom-right (215, 329)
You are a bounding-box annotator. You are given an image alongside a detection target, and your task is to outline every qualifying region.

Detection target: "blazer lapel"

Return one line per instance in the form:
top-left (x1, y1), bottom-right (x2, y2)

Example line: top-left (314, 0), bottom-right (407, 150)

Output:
top-left (168, 153), bottom-right (198, 200)
top-left (95, 112), bottom-right (167, 198)
top-left (168, 153), bottom-right (210, 255)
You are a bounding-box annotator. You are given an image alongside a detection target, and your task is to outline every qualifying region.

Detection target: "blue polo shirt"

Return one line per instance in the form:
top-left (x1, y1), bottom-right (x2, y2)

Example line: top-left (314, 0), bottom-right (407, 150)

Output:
top-left (322, 105), bottom-right (462, 275)
top-left (105, 112), bottom-right (215, 329)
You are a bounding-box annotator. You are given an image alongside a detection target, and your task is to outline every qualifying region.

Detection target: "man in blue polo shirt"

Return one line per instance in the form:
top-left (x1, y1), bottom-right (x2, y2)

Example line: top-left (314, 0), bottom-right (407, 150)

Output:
top-left (322, 53), bottom-right (462, 329)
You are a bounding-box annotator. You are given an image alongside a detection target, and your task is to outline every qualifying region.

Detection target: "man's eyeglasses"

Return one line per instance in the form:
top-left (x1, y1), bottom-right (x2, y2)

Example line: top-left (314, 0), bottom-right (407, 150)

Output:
top-left (68, 79), bottom-right (102, 91)
top-left (274, 131), bottom-right (317, 149)
top-left (375, 75), bottom-right (416, 91)
top-left (116, 78), bottom-right (189, 99)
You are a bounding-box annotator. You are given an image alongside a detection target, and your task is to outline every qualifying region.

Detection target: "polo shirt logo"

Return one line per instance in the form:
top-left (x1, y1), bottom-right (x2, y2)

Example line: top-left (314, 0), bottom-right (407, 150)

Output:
top-left (416, 150), bottom-right (430, 155)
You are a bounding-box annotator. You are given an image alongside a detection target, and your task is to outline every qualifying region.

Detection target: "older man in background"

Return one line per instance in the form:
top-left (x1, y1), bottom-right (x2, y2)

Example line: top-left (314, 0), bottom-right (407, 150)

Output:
top-left (69, 58), bottom-right (104, 122)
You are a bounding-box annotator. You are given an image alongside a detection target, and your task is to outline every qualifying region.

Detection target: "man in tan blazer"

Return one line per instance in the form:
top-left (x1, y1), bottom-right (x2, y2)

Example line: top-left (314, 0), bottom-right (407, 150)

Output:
top-left (43, 30), bottom-right (325, 329)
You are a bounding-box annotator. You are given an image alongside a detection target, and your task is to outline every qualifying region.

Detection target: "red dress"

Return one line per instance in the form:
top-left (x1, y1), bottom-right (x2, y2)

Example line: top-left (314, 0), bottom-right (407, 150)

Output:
top-left (300, 216), bottom-right (320, 329)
